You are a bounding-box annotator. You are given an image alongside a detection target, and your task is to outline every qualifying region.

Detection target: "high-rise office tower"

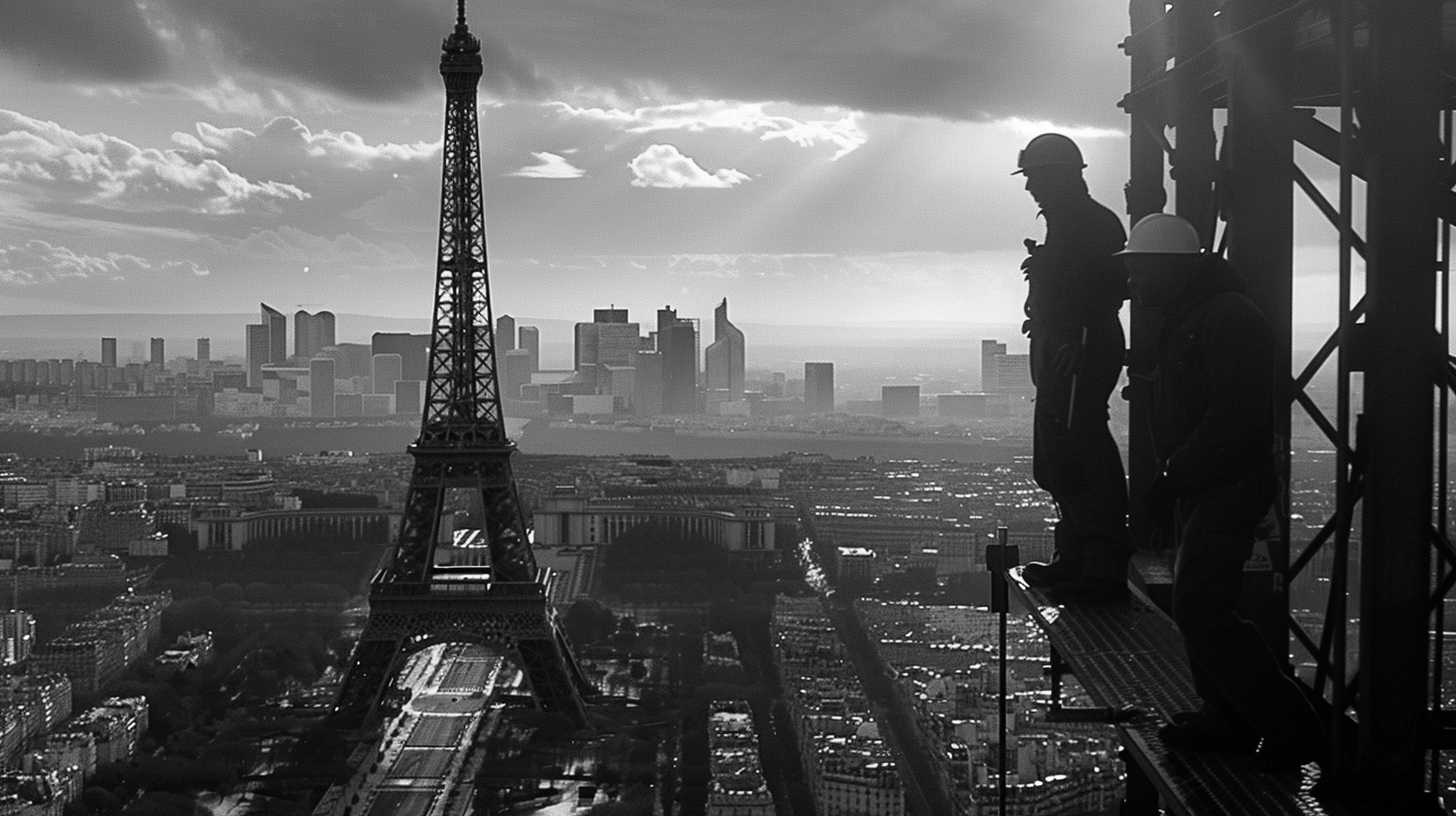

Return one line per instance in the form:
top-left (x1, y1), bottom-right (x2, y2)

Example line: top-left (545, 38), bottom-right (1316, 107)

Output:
top-left (372, 332), bottom-right (431, 382)
top-left (574, 308), bottom-right (641, 385)
top-left (657, 306), bottom-right (699, 414)
top-left (662, 321), bottom-right (698, 414)
top-left (58, 359), bottom-right (74, 387)
top-left (981, 339), bottom-right (1006, 393)
top-left (101, 338), bottom-right (117, 368)
top-left (294, 310), bottom-right (336, 360)
top-left (704, 298), bottom-right (745, 398)
top-left (197, 338), bottom-right (210, 363)
top-left (309, 357), bottom-right (336, 418)
top-left (805, 362), bottom-right (835, 414)
top-left (497, 314), bottom-right (516, 352)
top-left (502, 349), bottom-right (532, 401)
top-left (261, 303), bottom-right (287, 364)
top-left (518, 326), bottom-right (540, 373)
top-left (149, 337), bottom-right (164, 368)
top-left (631, 350), bottom-right (663, 417)
top-left (882, 385), bottom-right (921, 417)
top-left (245, 324), bottom-right (269, 388)
top-left (317, 311), bottom-right (336, 351)
top-left (372, 353), bottom-right (404, 395)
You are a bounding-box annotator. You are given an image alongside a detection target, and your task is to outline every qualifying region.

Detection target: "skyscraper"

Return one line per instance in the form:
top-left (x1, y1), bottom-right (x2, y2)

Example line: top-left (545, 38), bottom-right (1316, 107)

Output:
top-left (662, 321), bottom-right (698, 414)
top-left (632, 350), bottom-right (664, 417)
top-left (261, 303), bottom-right (287, 364)
top-left (704, 298), bottom-right (745, 398)
top-left (518, 326), bottom-right (540, 373)
top-left (245, 324), bottom-right (269, 388)
top-left (502, 349), bottom-right (532, 401)
top-left (309, 357), bottom-right (336, 418)
top-left (295, 310), bottom-right (336, 360)
top-left (149, 337), bottom-right (164, 368)
top-left (372, 332), bottom-right (431, 382)
top-left (497, 314), bottom-right (516, 352)
top-left (981, 340), bottom-right (1005, 393)
top-left (372, 353), bottom-right (404, 395)
top-left (196, 338), bottom-right (210, 363)
top-left (100, 338), bottom-right (117, 368)
top-left (805, 362), bottom-right (835, 414)
top-left (574, 308), bottom-right (642, 386)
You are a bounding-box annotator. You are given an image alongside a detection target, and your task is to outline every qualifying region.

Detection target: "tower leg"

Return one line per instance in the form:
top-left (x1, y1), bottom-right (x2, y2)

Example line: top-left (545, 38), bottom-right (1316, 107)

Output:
top-left (516, 625), bottom-right (589, 726)
top-left (330, 635), bottom-right (409, 730)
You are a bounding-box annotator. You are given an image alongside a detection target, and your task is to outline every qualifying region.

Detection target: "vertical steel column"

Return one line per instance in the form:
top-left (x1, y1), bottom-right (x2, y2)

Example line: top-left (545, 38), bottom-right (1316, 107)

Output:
top-left (1220, 0), bottom-right (1293, 657)
top-left (1123, 0), bottom-right (1171, 555)
top-left (1171, 0), bottom-right (1218, 247)
top-left (1358, 0), bottom-right (1441, 802)
top-left (1330, 0), bottom-right (1356, 775)
top-left (1434, 105), bottom-right (1452, 795)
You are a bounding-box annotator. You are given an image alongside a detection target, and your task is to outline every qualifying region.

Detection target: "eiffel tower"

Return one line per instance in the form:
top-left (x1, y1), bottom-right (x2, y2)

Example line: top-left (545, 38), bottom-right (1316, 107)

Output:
top-left (330, 0), bottom-right (589, 730)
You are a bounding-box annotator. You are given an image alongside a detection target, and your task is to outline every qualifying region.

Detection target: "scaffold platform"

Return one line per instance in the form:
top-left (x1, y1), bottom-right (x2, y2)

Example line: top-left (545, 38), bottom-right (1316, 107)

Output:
top-left (1005, 566), bottom-right (1342, 816)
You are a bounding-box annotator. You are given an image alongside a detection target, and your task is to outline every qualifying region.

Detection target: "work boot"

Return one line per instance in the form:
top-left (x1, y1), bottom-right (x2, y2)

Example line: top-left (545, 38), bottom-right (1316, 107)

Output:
top-left (1022, 558), bottom-right (1080, 588)
top-left (1159, 709), bottom-right (1257, 753)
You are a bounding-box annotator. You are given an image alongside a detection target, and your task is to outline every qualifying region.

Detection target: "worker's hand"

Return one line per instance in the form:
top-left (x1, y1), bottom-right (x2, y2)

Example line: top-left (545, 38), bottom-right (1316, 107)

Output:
top-left (1146, 471), bottom-right (1178, 530)
top-left (1051, 343), bottom-right (1083, 378)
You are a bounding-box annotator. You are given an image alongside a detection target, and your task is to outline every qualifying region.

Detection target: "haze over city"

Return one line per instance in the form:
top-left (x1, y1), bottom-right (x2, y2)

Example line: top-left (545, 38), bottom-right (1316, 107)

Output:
top-left (0, 2), bottom-right (1450, 816)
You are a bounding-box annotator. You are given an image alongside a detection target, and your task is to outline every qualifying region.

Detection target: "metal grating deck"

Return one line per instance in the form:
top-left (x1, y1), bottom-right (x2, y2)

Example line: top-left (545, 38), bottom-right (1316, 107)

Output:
top-left (1007, 566), bottom-right (1341, 816)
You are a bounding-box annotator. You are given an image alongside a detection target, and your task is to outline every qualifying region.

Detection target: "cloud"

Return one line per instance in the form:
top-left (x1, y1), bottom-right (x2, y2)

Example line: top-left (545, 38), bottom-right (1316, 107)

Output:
top-left (0, 0), bottom-right (169, 82)
top-left (996, 117), bottom-right (1125, 141)
top-left (549, 100), bottom-right (867, 159)
top-left (174, 116), bottom-right (439, 170)
top-left (164, 1), bottom-right (549, 102)
top-left (0, 109), bottom-right (306, 215)
top-left (0, 239), bottom-right (211, 286)
top-left (510, 152), bottom-right (585, 179)
top-left (628, 144), bottom-right (748, 190)
top-left (5, 1), bottom-right (1130, 125)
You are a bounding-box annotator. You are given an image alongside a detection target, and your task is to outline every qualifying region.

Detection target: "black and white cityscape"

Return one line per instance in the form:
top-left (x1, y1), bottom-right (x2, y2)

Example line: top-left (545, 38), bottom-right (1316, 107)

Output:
top-left (2, 2), bottom-right (1455, 816)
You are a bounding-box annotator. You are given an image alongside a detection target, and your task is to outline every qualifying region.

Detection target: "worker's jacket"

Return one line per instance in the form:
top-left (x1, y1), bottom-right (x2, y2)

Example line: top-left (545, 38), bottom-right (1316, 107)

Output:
top-left (1023, 193), bottom-right (1128, 387)
top-left (1151, 257), bottom-right (1277, 497)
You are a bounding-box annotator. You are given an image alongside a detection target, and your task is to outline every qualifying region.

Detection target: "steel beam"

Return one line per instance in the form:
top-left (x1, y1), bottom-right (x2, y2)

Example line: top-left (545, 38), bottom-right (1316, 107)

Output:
top-left (1124, 0), bottom-right (1171, 556)
top-left (1172, 0), bottom-right (1219, 246)
top-left (1221, 0), bottom-right (1295, 658)
top-left (1358, 0), bottom-right (1442, 802)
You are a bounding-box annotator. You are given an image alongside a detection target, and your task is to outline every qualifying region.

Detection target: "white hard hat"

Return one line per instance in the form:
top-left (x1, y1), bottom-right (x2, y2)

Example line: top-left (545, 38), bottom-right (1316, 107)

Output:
top-left (1116, 213), bottom-right (1203, 256)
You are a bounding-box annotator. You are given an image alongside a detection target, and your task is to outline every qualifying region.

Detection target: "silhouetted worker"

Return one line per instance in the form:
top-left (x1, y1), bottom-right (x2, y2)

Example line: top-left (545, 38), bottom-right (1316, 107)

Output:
top-left (1121, 213), bottom-right (1321, 770)
top-left (1013, 133), bottom-right (1131, 601)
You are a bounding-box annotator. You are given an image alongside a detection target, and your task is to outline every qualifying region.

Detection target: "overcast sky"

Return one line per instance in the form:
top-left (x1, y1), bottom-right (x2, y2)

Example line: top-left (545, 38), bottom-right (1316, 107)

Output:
top-left (3, 1), bottom-right (1353, 330)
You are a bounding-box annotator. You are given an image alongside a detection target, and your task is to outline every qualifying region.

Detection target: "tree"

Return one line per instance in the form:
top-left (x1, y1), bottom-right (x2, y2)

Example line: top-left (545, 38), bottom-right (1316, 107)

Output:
top-left (563, 599), bottom-right (616, 647)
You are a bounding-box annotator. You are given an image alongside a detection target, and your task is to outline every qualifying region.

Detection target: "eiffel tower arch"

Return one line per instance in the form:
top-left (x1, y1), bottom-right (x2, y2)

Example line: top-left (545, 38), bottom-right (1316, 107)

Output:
top-left (330, 0), bottom-right (590, 731)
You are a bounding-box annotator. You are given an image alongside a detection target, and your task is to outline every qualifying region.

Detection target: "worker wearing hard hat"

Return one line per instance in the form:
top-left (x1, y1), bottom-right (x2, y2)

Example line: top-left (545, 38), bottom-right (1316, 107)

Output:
top-left (1013, 133), bottom-right (1132, 602)
top-left (1122, 213), bottom-right (1321, 770)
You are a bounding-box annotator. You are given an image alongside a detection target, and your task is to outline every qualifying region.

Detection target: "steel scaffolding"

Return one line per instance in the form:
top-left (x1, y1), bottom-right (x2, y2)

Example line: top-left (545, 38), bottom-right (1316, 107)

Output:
top-left (1122, 0), bottom-right (1451, 809)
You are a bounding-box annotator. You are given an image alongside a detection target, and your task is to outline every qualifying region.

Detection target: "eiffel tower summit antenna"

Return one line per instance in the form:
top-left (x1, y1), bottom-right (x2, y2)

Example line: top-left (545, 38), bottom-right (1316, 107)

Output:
top-left (330, 0), bottom-right (591, 730)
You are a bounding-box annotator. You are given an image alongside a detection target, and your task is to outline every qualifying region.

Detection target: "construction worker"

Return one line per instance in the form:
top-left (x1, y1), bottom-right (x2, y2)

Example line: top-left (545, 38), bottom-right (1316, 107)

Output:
top-left (1014, 133), bottom-right (1131, 601)
top-left (1121, 213), bottom-right (1321, 770)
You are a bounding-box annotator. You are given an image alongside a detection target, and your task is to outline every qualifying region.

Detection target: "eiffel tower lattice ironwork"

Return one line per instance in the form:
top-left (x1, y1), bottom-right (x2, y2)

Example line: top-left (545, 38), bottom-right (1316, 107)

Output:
top-left (330, 0), bottom-right (589, 730)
